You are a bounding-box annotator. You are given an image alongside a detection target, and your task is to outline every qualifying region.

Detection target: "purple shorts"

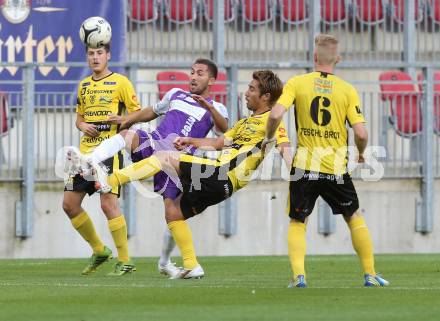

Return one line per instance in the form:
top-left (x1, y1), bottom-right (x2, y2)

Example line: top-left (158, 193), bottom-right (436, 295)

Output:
top-left (130, 129), bottom-right (182, 200)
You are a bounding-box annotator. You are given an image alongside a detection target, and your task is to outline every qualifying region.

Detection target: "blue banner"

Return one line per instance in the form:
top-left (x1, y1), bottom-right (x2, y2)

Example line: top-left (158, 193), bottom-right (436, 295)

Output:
top-left (0, 0), bottom-right (125, 92)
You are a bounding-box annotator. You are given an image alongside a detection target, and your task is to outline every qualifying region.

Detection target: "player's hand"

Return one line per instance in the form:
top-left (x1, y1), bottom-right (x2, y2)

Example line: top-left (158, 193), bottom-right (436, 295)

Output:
top-left (79, 123), bottom-right (99, 137)
top-left (192, 95), bottom-right (213, 111)
top-left (173, 137), bottom-right (191, 150)
top-left (261, 137), bottom-right (276, 154)
top-left (107, 114), bottom-right (123, 124)
top-left (108, 114), bottom-right (130, 129)
top-left (358, 154), bottom-right (365, 163)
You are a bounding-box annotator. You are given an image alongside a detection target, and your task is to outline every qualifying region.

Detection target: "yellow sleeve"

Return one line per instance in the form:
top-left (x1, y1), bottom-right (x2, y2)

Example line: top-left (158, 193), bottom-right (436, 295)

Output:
top-left (346, 86), bottom-right (366, 126)
top-left (75, 83), bottom-right (84, 115)
top-left (119, 77), bottom-right (141, 113)
top-left (276, 77), bottom-right (296, 110)
top-left (275, 120), bottom-right (290, 145)
top-left (224, 119), bottom-right (244, 140)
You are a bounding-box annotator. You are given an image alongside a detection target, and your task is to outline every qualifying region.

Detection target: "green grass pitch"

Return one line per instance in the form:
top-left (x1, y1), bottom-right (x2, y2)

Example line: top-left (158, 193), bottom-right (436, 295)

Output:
top-left (0, 254), bottom-right (439, 321)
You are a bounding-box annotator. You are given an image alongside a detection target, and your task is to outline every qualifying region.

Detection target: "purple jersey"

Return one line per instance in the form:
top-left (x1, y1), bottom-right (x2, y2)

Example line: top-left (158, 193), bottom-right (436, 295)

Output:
top-left (131, 88), bottom-right (228, 199)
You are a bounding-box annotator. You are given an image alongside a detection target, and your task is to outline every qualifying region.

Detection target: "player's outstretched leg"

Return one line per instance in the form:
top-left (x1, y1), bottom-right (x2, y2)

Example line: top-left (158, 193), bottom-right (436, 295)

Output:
top-left (64, 146), bottom-right (88, 177)
top-left (88, 132), bottom-right (128, 165)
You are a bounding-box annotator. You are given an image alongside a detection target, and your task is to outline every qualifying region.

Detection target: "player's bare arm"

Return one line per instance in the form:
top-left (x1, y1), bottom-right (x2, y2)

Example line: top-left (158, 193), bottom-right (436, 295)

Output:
top-left (352, 123), bottom-right (368, 163)
top-left (76, 113), bottom-right (99, 137)
top-left (107, 108), bottom-right (154, 129)
top-left (173, 136), bottom-right (227, 151)
top-left (192, 95), bottom-right (228, 133)
top-left (277, 142), bottom-right (293, 168)
top-left (265, 104), bottom-right (285, 140)
top-left (262, 103), bottom-right (286, 152)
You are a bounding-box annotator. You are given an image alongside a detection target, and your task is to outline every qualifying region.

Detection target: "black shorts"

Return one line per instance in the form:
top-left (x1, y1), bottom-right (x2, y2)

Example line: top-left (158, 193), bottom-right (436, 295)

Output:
top-left (64, 152), bottom-right (123, 196)
top-left (179, 159), bottom-right (233, 219)
top-left (288, 167), bottom-right (359, 222)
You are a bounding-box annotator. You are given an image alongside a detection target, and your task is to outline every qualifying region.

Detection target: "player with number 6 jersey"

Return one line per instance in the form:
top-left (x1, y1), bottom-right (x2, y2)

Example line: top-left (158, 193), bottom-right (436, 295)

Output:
top-left (277, 70), bottom-right (365, 175)
top-left (264, 34), bottom-right (389, 288)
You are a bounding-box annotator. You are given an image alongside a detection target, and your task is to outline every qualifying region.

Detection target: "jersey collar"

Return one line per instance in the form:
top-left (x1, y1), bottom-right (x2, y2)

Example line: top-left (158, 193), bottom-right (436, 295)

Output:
top-left (315, 71), bottom-right (334, 78)
top-left (91, 72), bottom-right (114, 82)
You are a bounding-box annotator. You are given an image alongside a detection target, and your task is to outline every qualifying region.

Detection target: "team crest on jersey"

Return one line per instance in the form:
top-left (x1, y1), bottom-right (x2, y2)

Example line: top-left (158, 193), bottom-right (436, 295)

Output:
top-left (89, 95), bottom-right (96, 104)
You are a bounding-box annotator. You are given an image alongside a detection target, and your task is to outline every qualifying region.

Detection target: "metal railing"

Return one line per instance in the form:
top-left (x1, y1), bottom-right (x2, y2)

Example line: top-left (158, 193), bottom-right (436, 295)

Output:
top-left (127, 0), bottom-right (440, 66)
top-left (0, 64), bottom-right (438, 236)
top-left (4, 0), bottom-right (440, 236)
top-left (1, 70), bottom-right (438, 181)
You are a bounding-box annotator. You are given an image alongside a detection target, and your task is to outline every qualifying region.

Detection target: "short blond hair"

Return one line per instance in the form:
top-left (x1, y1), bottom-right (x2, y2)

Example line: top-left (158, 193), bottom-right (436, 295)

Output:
top-left (314, 34), bottom-right (339, 65)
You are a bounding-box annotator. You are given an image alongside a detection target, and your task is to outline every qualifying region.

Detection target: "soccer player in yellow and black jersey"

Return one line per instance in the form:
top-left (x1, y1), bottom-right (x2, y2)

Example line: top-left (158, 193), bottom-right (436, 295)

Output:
top-left (90, 70), bottom-right (291, 278)
top-left (62, 43), bottom-right (141, 276)
top-left (264, 34), bottom-right (389, 287)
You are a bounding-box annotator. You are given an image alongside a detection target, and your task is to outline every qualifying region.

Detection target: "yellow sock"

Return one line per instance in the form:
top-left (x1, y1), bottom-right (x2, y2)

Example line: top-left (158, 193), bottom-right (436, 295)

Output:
top-left (71, 211), bottom-right (104, 253)
top-left (168, 220), bottom-right (198, 269)
top-left (108, 215), bottom-right (130, 263)
top-left (348, 216), bottom-right (376, 275)
top-left (287, 220), bottom-right (307, 279)
top-left (108, 155), bottom-right (162, 188)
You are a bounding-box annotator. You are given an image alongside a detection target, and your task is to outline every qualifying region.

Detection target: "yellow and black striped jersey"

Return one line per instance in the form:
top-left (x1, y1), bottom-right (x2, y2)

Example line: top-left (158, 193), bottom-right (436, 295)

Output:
top-left (76, 72), bottom-right (140, 153)
top-left (277, 71), bottom-right (365, 175)
top-left (180, 110), bottom-right (289, 192)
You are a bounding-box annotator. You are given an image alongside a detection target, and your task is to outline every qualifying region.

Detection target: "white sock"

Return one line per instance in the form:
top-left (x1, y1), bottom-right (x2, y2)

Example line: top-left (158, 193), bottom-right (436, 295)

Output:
top-left (158, 228), bottom-right (176, 266)
top-left (91, 134), bottom-right (126, 164)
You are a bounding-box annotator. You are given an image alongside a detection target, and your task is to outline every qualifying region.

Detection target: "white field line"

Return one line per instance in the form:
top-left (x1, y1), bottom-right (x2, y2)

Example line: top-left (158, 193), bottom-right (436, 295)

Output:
top-left (0, 282), bottom-right (439, 291)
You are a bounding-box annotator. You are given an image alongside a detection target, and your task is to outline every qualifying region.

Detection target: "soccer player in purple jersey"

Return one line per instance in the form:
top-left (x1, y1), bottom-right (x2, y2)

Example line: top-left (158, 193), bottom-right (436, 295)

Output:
top-left (67, 58), bottom-right (228, 278)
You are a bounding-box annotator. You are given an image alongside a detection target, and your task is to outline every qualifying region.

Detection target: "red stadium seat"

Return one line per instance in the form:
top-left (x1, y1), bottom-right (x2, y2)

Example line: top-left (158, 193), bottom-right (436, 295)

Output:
top-left (242, 0), bottom-right (273, 24)
top-left (279, 0), bottom-right (308, 24)
top-left (210, 72), bottom-right (228, 106)
top-left (417, 72), bottom-right (440, 135)
top-left (156, 71), bottom-right (190, 99)
top-left (130, 0), bottom-right (159, 22)
top-left (203, 0), bottom-right (235, 23)
top-left (321, 0), bottom-right (347, 24)
top-left (0, 93), bottom-right (10, 136)
top-left (165, 0), bottom-right (196, 24)
top-left (355, 0), bottom-right (385, 24)
top-left (391, 0), bottom-right (423, 24)
top-left (428, 0), bottom-right (440, 24)
top-left (379, 71), bottom-right (422, 137)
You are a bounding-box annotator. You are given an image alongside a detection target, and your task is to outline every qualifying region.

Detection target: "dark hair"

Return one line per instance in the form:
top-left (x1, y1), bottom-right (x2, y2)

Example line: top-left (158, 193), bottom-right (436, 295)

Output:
top-left (193, 58), bottom-right (218, 79)
top-left (252, 70), bottom-right (283, 106)
top-left (86, 43), bottom-right (111, 52)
